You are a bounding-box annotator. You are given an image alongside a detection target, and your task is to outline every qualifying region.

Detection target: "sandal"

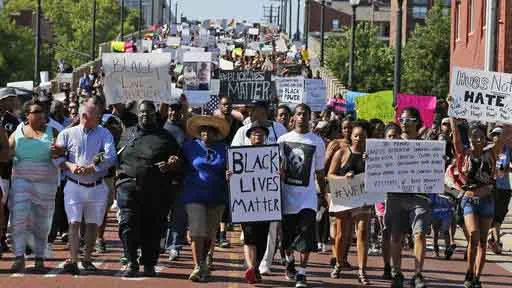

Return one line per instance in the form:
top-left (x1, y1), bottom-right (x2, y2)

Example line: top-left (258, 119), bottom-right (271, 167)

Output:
top-left (358, 272), bottom-right (370, 285)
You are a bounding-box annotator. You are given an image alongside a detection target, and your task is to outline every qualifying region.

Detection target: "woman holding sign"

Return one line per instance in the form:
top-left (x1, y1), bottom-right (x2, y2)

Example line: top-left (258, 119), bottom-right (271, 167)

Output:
top-left (182, 115), bottom-right (230, 283)
top-left (449, 117), bottom-right (500, 288)
top-left (328, 121), bottom-right (371, 285)
top-left (226, 121), bottom-right (271, 284)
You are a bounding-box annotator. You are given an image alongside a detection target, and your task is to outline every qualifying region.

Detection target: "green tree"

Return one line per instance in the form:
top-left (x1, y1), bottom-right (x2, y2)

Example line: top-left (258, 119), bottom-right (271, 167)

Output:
top-left (401, 1), bottom-right (451, 99)
top-left (324, 22), bottom-right (394, 93)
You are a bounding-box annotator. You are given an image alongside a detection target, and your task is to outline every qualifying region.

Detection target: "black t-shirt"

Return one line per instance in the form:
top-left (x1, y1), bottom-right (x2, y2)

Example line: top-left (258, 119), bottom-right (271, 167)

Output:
top-left (0, 112), bottom-right (20, 179)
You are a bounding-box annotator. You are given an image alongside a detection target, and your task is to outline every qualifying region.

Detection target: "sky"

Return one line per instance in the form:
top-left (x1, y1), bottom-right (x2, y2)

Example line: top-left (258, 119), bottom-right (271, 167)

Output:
top-left (179, 0), bottom-right (304, 33)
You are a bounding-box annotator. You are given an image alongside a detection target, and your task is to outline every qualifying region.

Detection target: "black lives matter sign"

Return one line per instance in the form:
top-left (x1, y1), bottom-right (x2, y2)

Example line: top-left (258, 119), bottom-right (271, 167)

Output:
top-left (219, 70), bottom-right (272, 104)
top-left (227, 145), bottom-right (282, 223)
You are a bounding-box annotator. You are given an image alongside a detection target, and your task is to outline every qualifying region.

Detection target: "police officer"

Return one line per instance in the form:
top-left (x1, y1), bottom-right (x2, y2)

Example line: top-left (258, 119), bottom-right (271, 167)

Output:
top-left (116, 100), bottom-right (181, 277)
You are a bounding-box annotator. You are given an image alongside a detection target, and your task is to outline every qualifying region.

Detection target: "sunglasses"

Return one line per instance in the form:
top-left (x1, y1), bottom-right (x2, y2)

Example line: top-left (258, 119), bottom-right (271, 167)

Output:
top-left (29, 110), bottom-right (44, 114)
top-left (399, 117), bottom-right (417, 124)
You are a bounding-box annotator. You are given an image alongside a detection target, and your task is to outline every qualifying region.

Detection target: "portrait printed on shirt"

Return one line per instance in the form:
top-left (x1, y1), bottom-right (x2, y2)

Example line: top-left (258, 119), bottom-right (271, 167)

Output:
top-left (282, 142), bottom-right (316, 186)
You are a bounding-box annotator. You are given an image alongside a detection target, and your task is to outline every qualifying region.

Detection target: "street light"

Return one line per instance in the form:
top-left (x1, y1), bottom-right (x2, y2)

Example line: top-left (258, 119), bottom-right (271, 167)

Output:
top-left (348, 0), bottom-right (360, 89)
top-left (320, 0), bottom-right (325, 66)
top-left (393, 0), bottom-right (404, 107)
top-left (91, 0), bottom-right (97, 60)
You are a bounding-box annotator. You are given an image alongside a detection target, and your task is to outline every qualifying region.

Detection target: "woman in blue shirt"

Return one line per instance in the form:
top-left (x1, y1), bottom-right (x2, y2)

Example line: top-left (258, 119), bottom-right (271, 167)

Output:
top-left (183, 115), bottom-right (229, 283)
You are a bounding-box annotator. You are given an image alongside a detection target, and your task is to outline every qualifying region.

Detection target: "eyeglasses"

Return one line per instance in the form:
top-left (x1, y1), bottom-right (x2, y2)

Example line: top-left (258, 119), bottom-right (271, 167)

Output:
top-left (29, 110), bottom-right (44, 114)
top-left (399, 117), bottom-right (417, 124)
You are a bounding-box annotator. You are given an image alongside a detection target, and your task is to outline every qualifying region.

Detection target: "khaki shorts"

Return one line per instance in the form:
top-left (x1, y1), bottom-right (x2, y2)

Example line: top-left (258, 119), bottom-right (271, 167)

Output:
top-left (185, 203), bottom-right (225, 240)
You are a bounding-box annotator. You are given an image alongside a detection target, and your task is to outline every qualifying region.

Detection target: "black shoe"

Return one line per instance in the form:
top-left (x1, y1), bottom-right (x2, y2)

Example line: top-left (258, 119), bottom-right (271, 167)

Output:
top-left (285, 260), bottom-right (297, 281)
top-left (121, 263), bottom-right (139, 278)
top-left (95, 239), bottom-right (107, 253)
top-left (81, 260), bottom-right (98, 271)
top-left (63, 261), bottom-right (80, 275)
top-left (464, 272), bottom-right (473, 288)
top-left (120, 256), bottom-right (129, 265)
top-left (445, 244), bottom-right (455, 260)
top-left (34, 258), bottom-right (46, 273)
top-left (295, 273), bottom-right (307, 288)
top-left (472, 277), bottom-right (481, 288)
top-left (411, 273), bottom-right (426, 288)
top-left (391, 271), bottom-right (404, 288)
top-left (383, 263), bottom-right (392, 280)
top-left (143, 265), bottom-right (156, 277)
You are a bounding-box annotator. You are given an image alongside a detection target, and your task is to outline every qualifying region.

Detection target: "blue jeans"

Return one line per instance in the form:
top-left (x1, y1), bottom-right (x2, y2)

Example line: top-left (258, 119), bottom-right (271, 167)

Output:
top-left (461, 196), bottom-right (495, 218)
top-left (166, 203), bottom-right (187, 252)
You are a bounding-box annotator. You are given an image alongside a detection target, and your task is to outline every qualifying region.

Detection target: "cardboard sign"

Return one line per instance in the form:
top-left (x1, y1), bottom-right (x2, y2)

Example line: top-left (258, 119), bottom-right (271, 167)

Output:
top-left (305, 79), bottom-right (327, 112)
top-left (396, 93), bottom-right (437, 128)
top-left (449, 66), bottom-right (512, 123)
top-left (219, 70), bottom-right (273, 104)
top-left (228, 145), bottom-right (282, 223)
top-left (102, 53), bottom-right (172, 105)
top-left (329, 174), bottom-right (384, 213)
top-left (248, 28), bottom-right (259, 36)
top-left (278, 77), bottom-right (304, 104)
top-left (365, 139), bottom-right (445, 194)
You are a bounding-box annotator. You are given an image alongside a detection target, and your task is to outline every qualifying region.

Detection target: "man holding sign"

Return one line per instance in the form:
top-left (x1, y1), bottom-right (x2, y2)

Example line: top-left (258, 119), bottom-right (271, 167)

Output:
top-left (227, 121), bottom-right (279, 284)
top-left (278, 104), bottom-right (327, 288)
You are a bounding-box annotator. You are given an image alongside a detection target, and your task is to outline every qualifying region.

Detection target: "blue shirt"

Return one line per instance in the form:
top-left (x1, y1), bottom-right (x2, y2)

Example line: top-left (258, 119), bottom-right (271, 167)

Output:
top-left (496, 146), bottom-right (511, 189)
top-left (181, 139), bottom-right (227, 206)
top-left (55, 124), bottom-right (117, 183)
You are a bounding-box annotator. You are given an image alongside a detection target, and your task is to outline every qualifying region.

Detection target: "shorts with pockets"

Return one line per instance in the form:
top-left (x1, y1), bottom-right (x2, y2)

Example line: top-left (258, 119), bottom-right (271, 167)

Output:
top-left (282, 209), bottom-right (316, 253)
top-left (384, 194), bottom-right (432, 237)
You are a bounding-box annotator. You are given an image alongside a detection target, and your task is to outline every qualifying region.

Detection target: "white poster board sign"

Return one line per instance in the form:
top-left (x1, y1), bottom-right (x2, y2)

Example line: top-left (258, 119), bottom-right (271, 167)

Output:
top-left (142, 40), bottom-right (153, 52)
top-left (248, 28), bottom-right (259, 36)
top-left (220, 58), bottom-right (234, 70)
top-left (102, 53), bottom-right (172, 105)
top-left (329, 174), bottom-right (384, 213)
top-left (365, 139), bottom-right (445, 194)
top-left (228, 145), bottom-right (282, 223)
top-left (166, 37), bottom-right (181, 47)
top-left (305, 79), bottom-right (327, 111)
top-left (449, 66), bottom-right (512, 123)
top-left (278, 77), bottom-right (304, 104)
top-left (183, 52), bottom-right (212, 106)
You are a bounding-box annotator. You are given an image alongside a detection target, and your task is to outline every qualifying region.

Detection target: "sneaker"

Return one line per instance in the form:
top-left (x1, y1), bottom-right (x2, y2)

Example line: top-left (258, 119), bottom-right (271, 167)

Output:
top-left (383, 263), bottom-right (392, 280)
top-left (464, 272), bottom-right (473, 288)
top-left (206, 252), bottom-right (214, 271)
top-left (63, 260), bottom-right (80, 275)
top-left (330, 264), bottom-right (341, 279)
top-left (295, 273), bottom-right (308, 288)
top-left (244, 267), bottom-right (257, 284)
top-left (340, 260), bottom-right (353, 271)
top-left (329, 257), bottom-right (336, 268)
top-left (391, 271), bottom-right (404, 288)
top-left (445, 244), bottom-right (455, 260)
top-left (121, 264), bottom-right (139, 278)
top-left (95, 239), bottom-right (107, 253)
top-left (321, 244), bottom-right (329, 253)
top-left (120, 256), bottom-right (129, 265)
top-left (219, 239), bottom-right (230, 248)
top-left (143, 265), bottom-right (156, 277)
top-left (81, 260), bottom-right (98, 271)
top-left (60, 233), bottom-right (69, 244)
top-left (285, 260), bottom-right (297, 280)
top-left (10, 257), bottom-right (25, 273)
top-left (45, 243), bottom-right (53, 259)
top-left (411, 273), bottom-right (426, 288)
top-left (189, 265), bottom-right (202, 282)
top-left (433, 245), bottom-right (440, 257)
top-left (168, 249), bottom-right (180, 261)
top-left (259, 264), bottom-right (271, 276)
top-left (472, 277), bottom-right (481, 288)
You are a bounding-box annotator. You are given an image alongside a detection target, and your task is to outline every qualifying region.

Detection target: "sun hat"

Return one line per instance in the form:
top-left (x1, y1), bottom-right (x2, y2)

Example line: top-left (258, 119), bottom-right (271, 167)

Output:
top-left (246, 120), bottom-right (269, 138)
top-left (186, 115), bottom-right (230, 140)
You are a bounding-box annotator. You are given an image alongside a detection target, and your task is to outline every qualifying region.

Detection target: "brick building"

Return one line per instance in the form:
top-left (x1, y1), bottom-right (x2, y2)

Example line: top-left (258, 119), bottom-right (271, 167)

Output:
top-left (307, 0), bottom-right (352, 33)
top-left (450, 0), bottom-right (512, 73)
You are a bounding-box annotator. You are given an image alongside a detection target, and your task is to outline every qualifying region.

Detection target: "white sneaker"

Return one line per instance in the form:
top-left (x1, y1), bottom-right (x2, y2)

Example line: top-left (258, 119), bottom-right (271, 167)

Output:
top-left (45, 243), bottom-right (53, 259)
top-left (111, 200), bottom-right (118, 211)
top-left (322, 244), bottom-right (330, 253)
top-left (259, 264), bottom-right (271, 275)
top-left (317, 243), bottom-right (324, 251)
top-left (240, 231), bottom-right (244, 242)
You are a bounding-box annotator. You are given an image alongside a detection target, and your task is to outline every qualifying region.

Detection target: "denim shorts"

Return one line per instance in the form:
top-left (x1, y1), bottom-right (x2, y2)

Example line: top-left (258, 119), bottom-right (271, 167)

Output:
top-left (461, 196), bottom-right (494, 218)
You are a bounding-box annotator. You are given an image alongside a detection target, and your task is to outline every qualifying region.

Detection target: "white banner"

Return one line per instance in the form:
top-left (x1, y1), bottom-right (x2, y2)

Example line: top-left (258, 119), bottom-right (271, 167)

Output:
top-left (102, 53), bottom-right (172, 105)
top-left (228, 145), bottom-right (282, 223)
top-left (329, 174), bottom-right (384, 213)
top-left (166, 37), bottom-right (181, 47)
top-left (365, 139), bottom-right (445, 194)
top-left (305, 79), bottom-right (327, 111)
top-left (277, 77), bottom-right (304, 104)
top-left (449, 66), bottom-right (512, 123)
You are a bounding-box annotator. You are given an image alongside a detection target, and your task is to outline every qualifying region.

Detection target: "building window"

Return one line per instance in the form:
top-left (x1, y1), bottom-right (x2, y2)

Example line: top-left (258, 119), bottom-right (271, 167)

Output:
top-left (468, 0), bottom-right (474, 33)
top-left (455, 1), bottom-right (461, 40)
top-left (332, 19), bottom-right (340, 30)
top-left (412, 7), bottom-right (428, 19)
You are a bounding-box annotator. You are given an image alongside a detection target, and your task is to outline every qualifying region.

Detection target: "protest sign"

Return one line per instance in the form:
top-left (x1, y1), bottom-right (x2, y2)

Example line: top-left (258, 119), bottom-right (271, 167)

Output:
top-left (329, 174), bottom-right (384, 213)
top-left (219, 70), bottom-right (272, 103)
top-left (227, 145), bottom-right (282, 223)
top-left (166, 37), bottom-right (180, 47)
top-left (220, 58), bottom-right (234, 70)
top-left (449, 66), bottom-right (512, 123)
top-left (345, 90), bottom-right (368, 112)
top-left (365, 139), bottom-right (445, 194)
top-left (305, 79), bottom-right (327, 111)
top-left (277, 77), bottom-right (304, 104)
top-left (396, 93), bottom-right (437, 128)
top-left (142, 40), bottom-right (153, 52)
top-left (248, 28), bottom-right (259, 36)
top-left (355, 90), bottom-right (394, 122)
top-left (102, 53), bottom-right (172, 105)
top-left (183, 52), bottom-right (212, 106)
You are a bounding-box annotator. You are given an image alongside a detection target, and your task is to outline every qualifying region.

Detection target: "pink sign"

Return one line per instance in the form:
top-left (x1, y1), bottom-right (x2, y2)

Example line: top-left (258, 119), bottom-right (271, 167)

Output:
top-left (395, 93), bottom-right (437, 128)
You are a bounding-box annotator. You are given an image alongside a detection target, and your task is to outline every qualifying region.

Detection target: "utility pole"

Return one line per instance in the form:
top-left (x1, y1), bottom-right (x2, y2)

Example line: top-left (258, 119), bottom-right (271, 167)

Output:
top-left (91, 0), bottom-right (97, 60)
top-left (304, 0), bottom-right (309, 49)
top-left (139, 0), bottom-right (143, 43)
top-left (392, 0), bottom-right (404, 107)
top-left (295, 0), bottom-right (301, 41)
top-left (320, 0), bottom-right (325, 66)
top-left (289, 0), bottom-right (292, 39)
top-left (270, 4), bottom-right (273, 24)
top-left (34, 0), bottom-right (41, 85)
top-left (151, 0), bottom-right (154, 25)
top-left (120, 0), bottom-right (124, 40)
top-left (348, 4), bottom-right (357, 89)
top-left (277, 6), bottom-right (281, 27)
top-left (175, 1), bottom-right (178, 24)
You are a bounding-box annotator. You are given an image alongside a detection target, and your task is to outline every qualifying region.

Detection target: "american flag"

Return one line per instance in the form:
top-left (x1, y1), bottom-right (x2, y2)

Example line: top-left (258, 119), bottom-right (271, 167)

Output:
top-left (203, 95), bottom-right (220, 115)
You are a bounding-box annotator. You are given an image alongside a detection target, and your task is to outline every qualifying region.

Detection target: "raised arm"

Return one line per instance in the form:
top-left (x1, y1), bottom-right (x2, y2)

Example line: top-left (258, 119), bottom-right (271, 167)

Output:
top-left (450, 118), bottom-right (464, 156)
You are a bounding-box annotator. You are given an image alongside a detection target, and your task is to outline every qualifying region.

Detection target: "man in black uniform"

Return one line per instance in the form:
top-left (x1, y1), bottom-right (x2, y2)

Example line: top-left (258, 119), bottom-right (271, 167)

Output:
top-left (116, 101), bottom-right (181, 277)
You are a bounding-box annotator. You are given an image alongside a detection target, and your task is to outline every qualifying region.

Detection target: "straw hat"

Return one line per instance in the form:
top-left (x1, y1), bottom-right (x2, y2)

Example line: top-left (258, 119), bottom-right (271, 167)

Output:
top-left (186, 115), bottom-right (230, 140)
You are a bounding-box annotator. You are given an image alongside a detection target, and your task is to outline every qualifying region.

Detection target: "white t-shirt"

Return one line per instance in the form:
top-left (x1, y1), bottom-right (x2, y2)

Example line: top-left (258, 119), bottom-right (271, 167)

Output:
top-left (278, 131), bottom-right (326, 215)
top-left (231, 121), bottom-right (288, 146)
